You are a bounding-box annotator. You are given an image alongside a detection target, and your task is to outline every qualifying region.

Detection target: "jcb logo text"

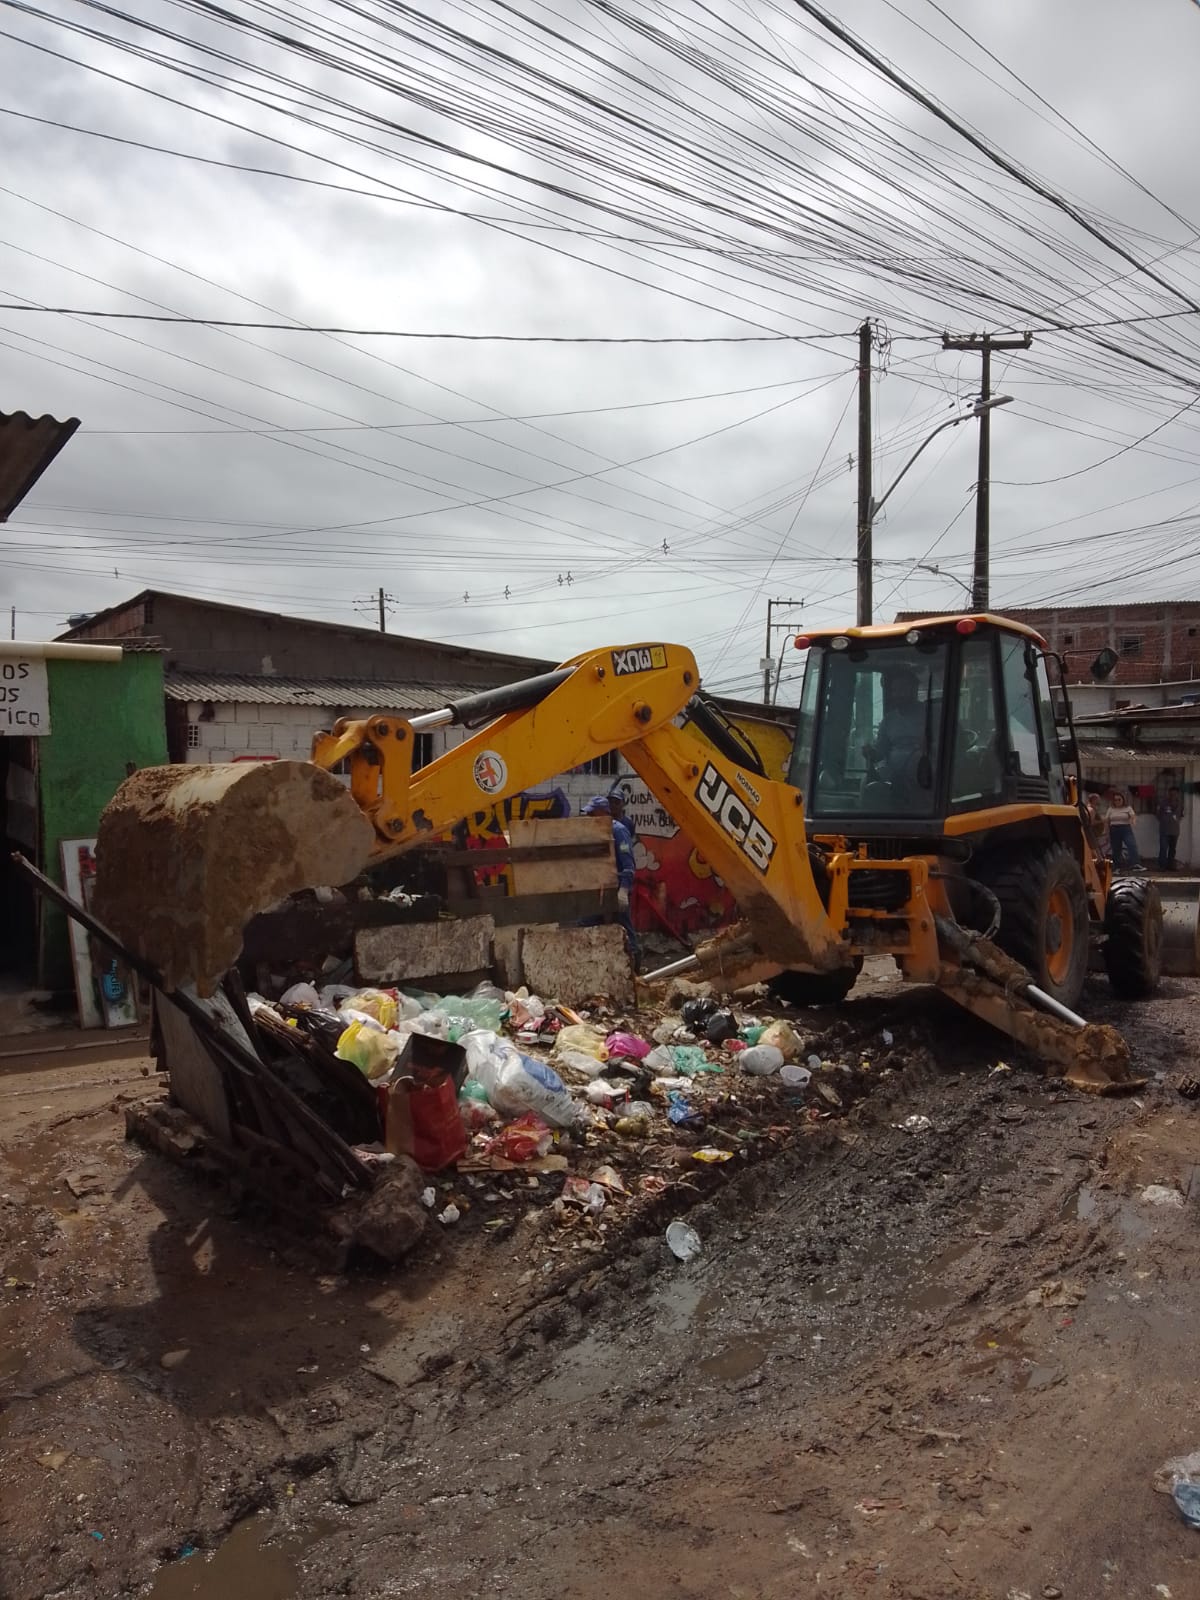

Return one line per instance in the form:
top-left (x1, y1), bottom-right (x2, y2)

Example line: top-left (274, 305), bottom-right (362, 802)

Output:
top-left (695, 763), bottom-right (776, 873)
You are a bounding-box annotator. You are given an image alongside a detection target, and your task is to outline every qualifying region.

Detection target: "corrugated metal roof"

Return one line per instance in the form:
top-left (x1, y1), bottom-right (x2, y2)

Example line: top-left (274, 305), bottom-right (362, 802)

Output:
top-left (0, 410), bottom-right (80, 522)
top-left (164, 670), bottom-right (483, 711)
top-left (60, 587), bottom-right (553, 673)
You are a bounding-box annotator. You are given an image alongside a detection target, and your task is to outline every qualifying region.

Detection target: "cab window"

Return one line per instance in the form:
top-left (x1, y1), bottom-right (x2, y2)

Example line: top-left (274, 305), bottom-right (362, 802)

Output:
top-left (1000, 635), bottom-right (1044, 778)
top-left (807, 643), bottom-right (945, 819)
top-left (950, 635), bottom-right (1004, 804)
top-left (1034, 652), bottom-right (1068, 804)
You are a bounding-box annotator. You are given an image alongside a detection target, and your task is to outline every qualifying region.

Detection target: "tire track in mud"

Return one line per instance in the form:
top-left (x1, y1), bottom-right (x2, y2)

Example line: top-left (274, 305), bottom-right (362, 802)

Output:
top-left (294, 1009), bottom-right (1133, 1600)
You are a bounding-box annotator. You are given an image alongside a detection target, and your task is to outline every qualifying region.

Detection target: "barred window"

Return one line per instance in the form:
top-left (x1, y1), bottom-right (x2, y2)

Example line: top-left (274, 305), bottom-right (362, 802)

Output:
top-left (574, 751), bottom-right (619, 778)
top-left (186, 723), bottom-right (201, 749)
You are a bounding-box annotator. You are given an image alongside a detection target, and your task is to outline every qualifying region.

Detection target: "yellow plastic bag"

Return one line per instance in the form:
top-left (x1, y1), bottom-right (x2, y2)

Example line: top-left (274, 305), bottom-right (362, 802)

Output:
top-left (759, 1020), bottom-right (803, 1062)
top-left (335, 1018), bottom-right (402, 1081)
top-left (552, 1023), bottom-right (608, 1063)
top-left (342, 989), bottom-right (399, 1029)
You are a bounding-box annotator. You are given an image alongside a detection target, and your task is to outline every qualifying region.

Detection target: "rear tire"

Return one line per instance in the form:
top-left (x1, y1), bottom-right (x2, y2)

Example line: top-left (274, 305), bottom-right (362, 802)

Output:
top-left (769, 962), bottom-right (862, 1007)
top-left (1103, 877), bottom-right (1163, 998)
top-left (981, 843), bottom-right (1090, 1011)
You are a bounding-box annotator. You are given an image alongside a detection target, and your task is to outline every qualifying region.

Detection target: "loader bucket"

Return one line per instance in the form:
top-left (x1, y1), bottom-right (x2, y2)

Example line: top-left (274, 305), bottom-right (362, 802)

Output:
top-left (94, 762), bottom-right (374, 995)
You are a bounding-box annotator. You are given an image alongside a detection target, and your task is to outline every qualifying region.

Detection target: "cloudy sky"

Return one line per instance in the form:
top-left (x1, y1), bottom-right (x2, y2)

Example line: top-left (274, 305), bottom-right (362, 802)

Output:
top-left (4, 0), bottom-right (1200, 700)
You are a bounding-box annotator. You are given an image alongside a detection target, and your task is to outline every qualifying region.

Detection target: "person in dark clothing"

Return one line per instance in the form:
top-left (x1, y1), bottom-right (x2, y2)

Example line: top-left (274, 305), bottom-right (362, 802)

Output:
top-left (1158, 786), bottom-right (1183, 870)
top-left (583, 794), bottom-right (639, 965)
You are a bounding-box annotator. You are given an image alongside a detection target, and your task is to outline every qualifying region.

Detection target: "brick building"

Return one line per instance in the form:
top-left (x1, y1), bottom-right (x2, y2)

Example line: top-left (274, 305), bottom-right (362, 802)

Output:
top-left (991, 602), bottom-right (1200, 713)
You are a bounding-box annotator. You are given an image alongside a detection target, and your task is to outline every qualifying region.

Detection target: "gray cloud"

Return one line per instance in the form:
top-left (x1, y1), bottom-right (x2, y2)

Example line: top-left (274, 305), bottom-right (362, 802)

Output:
top-left (3, 0), bottom-right (1200, 700)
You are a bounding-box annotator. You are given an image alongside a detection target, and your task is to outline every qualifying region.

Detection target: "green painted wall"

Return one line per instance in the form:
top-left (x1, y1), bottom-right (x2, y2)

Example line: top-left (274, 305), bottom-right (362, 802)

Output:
top-left (37, 653), bottom-right (167, 987)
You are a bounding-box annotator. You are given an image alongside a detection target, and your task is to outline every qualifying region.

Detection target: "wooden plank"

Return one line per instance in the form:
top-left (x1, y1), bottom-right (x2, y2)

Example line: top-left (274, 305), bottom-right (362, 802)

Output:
top-left (511, 816), bottom-right (616, 895)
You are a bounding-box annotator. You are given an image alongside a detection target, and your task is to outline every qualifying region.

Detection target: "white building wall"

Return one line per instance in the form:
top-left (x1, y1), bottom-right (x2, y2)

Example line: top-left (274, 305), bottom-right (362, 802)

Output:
top-left (1068, 680), bottom-right (1200, 718)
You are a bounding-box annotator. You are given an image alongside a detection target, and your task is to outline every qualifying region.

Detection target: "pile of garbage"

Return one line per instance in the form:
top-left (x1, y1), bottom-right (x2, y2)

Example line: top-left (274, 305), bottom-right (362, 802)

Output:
top-left (245, 983), bottom-right (885, 1248)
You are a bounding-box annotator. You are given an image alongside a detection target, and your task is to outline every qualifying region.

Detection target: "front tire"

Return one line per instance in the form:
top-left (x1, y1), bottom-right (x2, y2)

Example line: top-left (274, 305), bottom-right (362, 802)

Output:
top-left (1103, 877), bottom-right (1163, 998)
top-left (982, 843), bottom-right (1090, 1011)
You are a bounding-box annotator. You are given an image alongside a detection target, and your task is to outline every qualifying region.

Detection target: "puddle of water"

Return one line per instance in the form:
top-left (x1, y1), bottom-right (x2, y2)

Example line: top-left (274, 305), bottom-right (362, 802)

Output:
top-left (1062, 1184), bottom-right (1155, 1245)
top-left (892, 1234), bottom-right (989, 1314)
top-left (964, 1323), bottom-right (1032, 1376)
top-left (536, 1333), bottom-right (629, 1404)
top-left (147, 1515), bottom-right (327, 1600)
top-left (656, 1277), bottom-right (718, 1336)
top-left (698, 1334), bottom-right (775, 1382)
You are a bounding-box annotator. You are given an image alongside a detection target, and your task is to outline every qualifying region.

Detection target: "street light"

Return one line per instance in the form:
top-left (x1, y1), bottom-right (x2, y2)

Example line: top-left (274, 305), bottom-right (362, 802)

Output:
top-left (916, 562), bottom-right (975, 604)
top-left (857, 394), bottom-right (1012, 625)
top-left (871, 396), bottom-right (1012, 520)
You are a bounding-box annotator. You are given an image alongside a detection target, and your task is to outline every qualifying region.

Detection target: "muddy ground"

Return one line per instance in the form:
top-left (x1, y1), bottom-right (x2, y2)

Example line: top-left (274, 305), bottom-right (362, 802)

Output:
top-left (4, 974), bottom-right (1200, 1600)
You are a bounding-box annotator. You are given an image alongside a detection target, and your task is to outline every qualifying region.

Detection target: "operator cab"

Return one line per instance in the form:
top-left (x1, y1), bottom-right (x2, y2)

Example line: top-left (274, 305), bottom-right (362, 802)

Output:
top-left (788, 615), bottom-right (1072, 840)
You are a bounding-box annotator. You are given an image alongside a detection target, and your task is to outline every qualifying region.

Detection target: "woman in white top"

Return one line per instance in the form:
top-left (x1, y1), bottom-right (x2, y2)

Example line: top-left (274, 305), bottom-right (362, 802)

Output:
top-left (1106, 791), bottom-right (1141, 871)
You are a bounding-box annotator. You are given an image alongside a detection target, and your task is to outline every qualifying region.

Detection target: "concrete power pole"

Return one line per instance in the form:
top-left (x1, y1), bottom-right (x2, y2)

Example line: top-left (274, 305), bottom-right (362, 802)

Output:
top-left (764, 597), bottom-right (806, 703)
top-left (855, 319), bottom-right (873, 626)
top-left (941, 331), bottom-right (1032, 610)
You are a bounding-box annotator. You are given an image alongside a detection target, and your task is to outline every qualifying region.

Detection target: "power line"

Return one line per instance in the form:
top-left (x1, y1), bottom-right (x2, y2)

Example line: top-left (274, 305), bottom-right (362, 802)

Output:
top-left (0, 304), bottom-right (838, 341)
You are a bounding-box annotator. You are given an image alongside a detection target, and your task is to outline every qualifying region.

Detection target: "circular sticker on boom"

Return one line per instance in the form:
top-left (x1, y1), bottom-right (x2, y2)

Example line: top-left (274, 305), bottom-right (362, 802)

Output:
top-left (473, 750), bottom-right (508, 794)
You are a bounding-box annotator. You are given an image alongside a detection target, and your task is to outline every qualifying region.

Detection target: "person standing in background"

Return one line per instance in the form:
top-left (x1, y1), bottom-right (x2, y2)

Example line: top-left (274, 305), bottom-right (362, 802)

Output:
top-left (1085, 793), bottom-right (1108, 858)
top-left (583, 795), bottom-right (639, 967)
top-left (1107, 790), bottom-right (1141, 872)
top-left (607, 786), bottom-right (636, 842)
top-left (1158, 786), bottom-right (1183, 871)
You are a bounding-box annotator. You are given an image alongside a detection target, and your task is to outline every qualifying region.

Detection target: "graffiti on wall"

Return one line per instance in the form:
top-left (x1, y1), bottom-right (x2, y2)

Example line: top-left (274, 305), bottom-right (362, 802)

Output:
top-left (456, 787), bottom-right (572, 840)
top-left (608, 778), bottom-right (735, 936)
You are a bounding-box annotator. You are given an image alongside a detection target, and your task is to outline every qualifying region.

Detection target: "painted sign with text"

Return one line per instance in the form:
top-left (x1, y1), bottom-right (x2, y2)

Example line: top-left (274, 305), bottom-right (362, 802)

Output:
top-left (0, 657), bottom-right (50, 736)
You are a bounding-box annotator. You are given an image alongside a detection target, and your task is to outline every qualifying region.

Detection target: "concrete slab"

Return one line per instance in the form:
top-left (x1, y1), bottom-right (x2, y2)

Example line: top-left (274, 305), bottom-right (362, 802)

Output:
top-left (521, 924), bottom-right (634, 1004)
top-left (355, 916), bottom-right (495, 987)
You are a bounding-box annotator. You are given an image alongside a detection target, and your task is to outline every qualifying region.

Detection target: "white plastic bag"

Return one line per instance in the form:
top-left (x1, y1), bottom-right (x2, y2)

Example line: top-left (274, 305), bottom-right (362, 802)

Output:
top-left (461, 1030), bottom-right (579, 1127)
top-left (412, 1008), bottom-right (451, 1039)
top-left (280, 981), bottom-right (320, 1008)
top-left (739, 1044), bottom-right (785, 1076)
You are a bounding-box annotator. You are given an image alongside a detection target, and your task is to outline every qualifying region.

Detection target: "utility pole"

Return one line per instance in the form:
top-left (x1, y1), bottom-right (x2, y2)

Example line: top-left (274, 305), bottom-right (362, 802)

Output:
top-left (377, 586), bottom-right (386, 634)
top-left (856, 319), bottom-right (873, 626)
top-left (941, 330), bottom-right (1032, 610)
top-left (9, 606), bottom-right (14, 641)
top-left (764, 597), bottom-right (806, 703)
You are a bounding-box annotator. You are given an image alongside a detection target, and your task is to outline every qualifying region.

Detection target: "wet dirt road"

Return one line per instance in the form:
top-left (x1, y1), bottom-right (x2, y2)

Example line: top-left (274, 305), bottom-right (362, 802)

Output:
top-left (4, 980), bottom-right (1200, 1600)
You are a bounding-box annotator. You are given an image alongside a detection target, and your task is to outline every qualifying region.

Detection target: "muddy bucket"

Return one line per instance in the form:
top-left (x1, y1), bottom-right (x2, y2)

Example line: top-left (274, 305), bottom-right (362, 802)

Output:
top-left (94, 761), bottom-right (375, 994)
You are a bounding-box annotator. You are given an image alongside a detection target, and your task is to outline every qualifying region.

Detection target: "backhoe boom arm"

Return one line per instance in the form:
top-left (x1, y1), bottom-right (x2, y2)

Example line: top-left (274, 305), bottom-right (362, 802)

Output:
top-left (312, 642), bottom-right (848, 979)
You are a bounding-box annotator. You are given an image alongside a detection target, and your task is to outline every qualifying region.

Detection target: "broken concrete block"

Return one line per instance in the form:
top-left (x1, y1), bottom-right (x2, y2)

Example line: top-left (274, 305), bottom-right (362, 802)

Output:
top-left (334, 1156), bottom-right (428, 1263)
top-left (492, 926), bottom-right (523, 989)
top-left (355, 916), bottom-right (494, 986)
top-left (521, 925), bottom-right (633, 1005)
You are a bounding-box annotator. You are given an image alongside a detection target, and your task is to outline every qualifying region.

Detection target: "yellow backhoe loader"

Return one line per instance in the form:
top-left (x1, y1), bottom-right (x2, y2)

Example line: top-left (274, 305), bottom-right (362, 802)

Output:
top-left (94, 614), bottom-right (1168, 1093)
